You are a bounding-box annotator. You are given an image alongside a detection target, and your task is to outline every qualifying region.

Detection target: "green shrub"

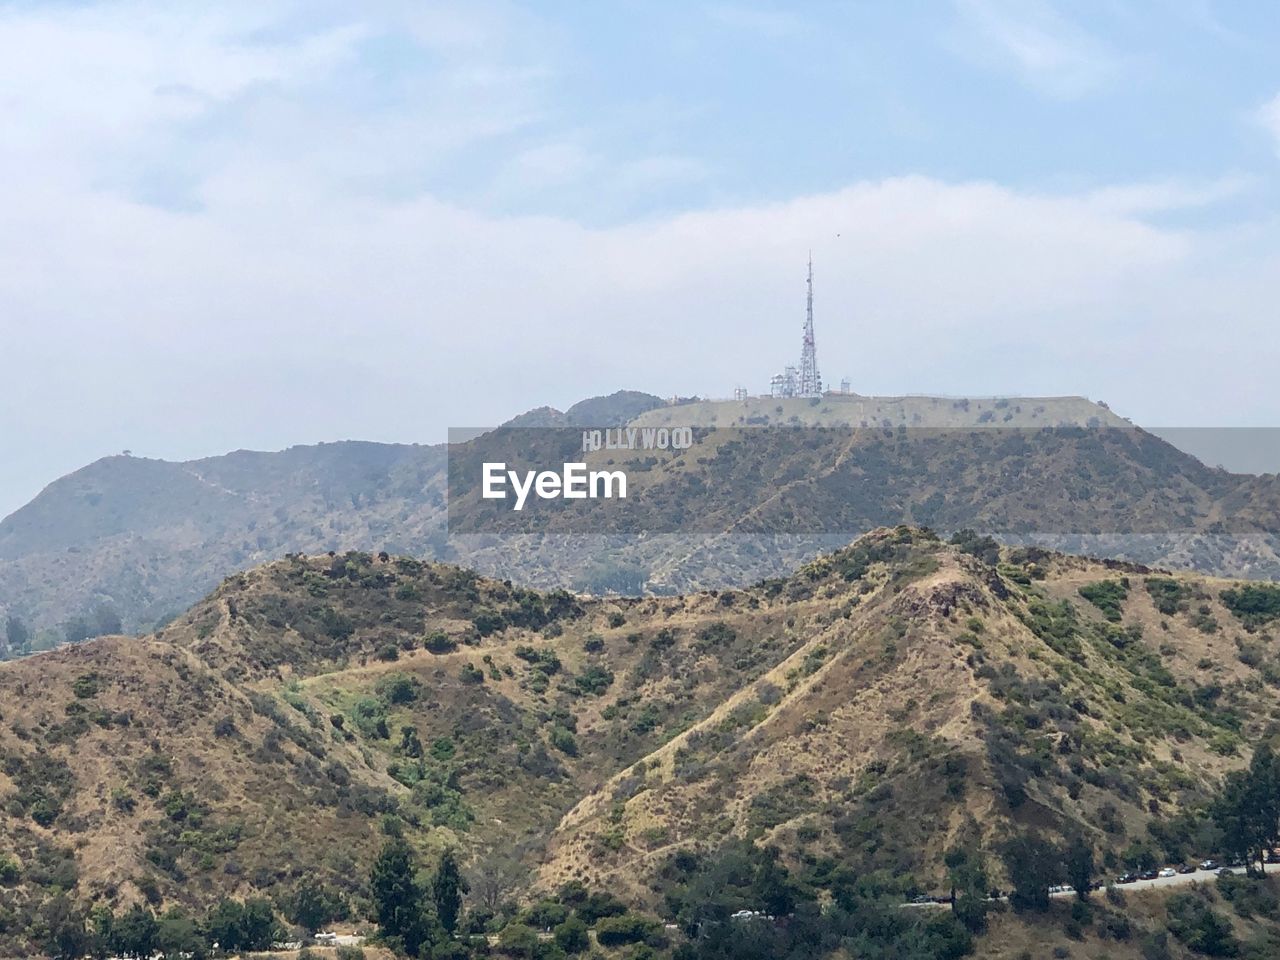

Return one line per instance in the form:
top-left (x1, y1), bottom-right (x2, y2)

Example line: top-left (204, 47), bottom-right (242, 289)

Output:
top-left (319, 607), bottom-right (355, 641)
top-left (424, 631), bottom-right (457, 654)
top-left (951, 529), bottom-right (1000, 565)
top-left (595, 912), bottom-right (658, 946)
top-left (650, 628), bottom-right (678, 650)
top-left (71, 673), bottom-right (102, 699)
top-left (1021, 597), bottom-right (1084, 661)
top-left (352, 698), bottom-right (390, 739)
top-left (1216, 873), bottom-right (1280, 920)
top-left (515, 645), bottom-right (562, 675)
top-left (1165, 892), bottom-right (1240, 956)
top-left (550, 726), bottom-right (578, 756)
top-left (520, 900), bottom-right (569, 930)
top-left (473, 611), bottom-right (506, 637)
top-left (498, 922), bottom-right (539, 955)
top-left (554, 915), bottom-right (589, 953)
top-left (1079, 580), bottom-right (1128, 621)
top-left (1146, 578), bottom-right (1189, 616)
top-left (1221, 584), bottom-right (1280, 628)
top-left (376, 673), bottom-right (420, 704)
top-left (573, 665), bottom-right (614, 696)
top-left (696, 621), bottom-right (737, 647)
top-left (111, 787), bottom-right (136, 813)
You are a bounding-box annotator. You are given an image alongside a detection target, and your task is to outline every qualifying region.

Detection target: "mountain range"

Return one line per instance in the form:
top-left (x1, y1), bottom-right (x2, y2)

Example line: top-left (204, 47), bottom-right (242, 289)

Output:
top-left (3, 391), bottom-right (1279, 655)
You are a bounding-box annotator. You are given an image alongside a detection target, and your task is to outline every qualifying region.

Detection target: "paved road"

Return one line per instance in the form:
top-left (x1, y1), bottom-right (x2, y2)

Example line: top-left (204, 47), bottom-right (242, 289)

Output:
top-left (906, 864), bottom-right (1270, 910)
top-left (1065, 864), bottom-right (1266, 896)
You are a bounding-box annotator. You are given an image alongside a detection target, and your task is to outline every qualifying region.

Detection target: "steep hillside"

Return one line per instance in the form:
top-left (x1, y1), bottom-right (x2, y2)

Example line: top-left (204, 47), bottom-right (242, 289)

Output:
top-left (0, 390), bottom-right (662, 639)
top-left (3, 533), bottom-right (1280, 959)
top-left (0, 546), bottom-right (815, 944)
top-left (4, 391), bottom-right (1279, 650)
top-left (0, 442), bottom-right (448, 639)
top-left (534, 531), bottom-right (1280, 901)
top-left (450, 420), bottom-right (1280, 594)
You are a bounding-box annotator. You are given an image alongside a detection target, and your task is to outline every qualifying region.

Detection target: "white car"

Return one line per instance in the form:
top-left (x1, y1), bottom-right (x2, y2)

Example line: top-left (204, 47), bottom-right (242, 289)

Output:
top-left (1158, 868), bottom-right (1176, 878)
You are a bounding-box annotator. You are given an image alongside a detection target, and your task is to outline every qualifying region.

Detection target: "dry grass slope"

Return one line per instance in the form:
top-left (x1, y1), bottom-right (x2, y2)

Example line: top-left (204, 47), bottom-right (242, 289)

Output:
top-left (1, 530), bottom-right (1279, 956)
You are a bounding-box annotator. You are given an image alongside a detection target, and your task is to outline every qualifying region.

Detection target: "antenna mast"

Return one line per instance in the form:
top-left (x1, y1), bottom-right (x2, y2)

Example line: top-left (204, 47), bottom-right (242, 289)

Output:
top-left (797, 252), bottom-right (822, 396)
top-left (770, 253), bottom-right (825, 399)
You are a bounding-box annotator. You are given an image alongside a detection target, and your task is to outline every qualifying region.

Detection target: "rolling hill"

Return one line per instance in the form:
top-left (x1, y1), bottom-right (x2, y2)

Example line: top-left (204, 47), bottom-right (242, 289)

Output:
top-left (3, 531), bottom-right (1280, 956)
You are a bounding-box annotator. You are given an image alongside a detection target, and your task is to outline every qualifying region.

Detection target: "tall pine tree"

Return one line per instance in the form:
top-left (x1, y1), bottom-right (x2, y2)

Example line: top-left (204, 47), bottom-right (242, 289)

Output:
top-left (432, 848), bottom-right (468, 935)
top-left (371, 838), bottom-right (435, 955)
top-left (1212, 742), bottom-right (1280, 874)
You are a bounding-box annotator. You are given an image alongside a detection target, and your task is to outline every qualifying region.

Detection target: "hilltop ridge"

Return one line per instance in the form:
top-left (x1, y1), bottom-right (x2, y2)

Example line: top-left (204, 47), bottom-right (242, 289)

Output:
top-left (632, 392), bottom-right (1130, 430)
top-left (3, 530), bottom-right (1280, 957)
top-left (2, 390), bottom-right (1278, 650)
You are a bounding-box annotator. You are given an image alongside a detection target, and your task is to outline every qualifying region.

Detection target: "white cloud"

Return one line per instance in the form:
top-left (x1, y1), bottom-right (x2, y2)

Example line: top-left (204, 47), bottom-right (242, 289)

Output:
top-left (0, 0), bottom-right (1278, 519)
top-left (949, 0), bottom-right (1120, 99)
top-left (1082, 177), bottom-right (1253, 216)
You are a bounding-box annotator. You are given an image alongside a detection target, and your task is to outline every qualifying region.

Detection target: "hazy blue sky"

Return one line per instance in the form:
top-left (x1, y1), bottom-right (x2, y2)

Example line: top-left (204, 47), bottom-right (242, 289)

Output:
top-left (3, 1), bottom-right (1280, 517)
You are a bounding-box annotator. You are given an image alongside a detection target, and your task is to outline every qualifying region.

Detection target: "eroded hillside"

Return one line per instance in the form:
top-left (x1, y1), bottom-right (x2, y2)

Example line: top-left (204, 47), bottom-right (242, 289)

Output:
top-left (0, 545), bottom-right (822, 939)
top-left (536, 532), bottom-right (1280, 902)
top-left (2, 531), bottom-right (1280, 956)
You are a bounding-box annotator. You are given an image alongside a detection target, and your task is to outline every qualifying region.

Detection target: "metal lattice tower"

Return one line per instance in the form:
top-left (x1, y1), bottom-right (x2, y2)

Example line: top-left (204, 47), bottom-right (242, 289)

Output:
top-left (797, 253), bottom-right (822, 396)
top-left (769, 254), bottom-right (825, 399)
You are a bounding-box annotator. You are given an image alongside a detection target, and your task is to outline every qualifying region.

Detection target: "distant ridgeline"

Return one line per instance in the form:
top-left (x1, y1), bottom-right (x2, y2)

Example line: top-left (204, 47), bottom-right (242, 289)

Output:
top-left (2, 390), bottom-right (1279, 652)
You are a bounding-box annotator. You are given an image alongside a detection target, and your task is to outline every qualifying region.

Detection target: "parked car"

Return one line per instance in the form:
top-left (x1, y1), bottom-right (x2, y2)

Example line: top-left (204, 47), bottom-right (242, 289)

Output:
top-left (1158, 868), bottom-right (1177, 878)
top-left (1218, 868), bottom-right (1236, 878)
top-left (1116, 874), bottom-right (1137, 884)
top-left (1139, 870), bottom-right (1159, 881)
top-left (1200, 860), bottom-right (1219, 871)
top-left (1177, 864), bottom-right (1197, 874)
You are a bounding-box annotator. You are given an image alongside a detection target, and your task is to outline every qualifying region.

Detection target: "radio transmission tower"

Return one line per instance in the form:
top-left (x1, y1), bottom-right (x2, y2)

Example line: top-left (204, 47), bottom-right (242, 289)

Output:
top-left (797, 253), bottom-right (822, 396)
top-left (770, 254), bottom-right (825, 399)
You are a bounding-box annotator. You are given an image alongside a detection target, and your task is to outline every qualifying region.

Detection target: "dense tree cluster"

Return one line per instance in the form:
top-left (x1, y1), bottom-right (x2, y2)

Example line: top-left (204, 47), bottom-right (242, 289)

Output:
top-left (369, 839), bottom-right (468, 957)
top-left (62, 603), bottom-right (123, 644)
top-left (1211, 743), bottom-right (1280, 874)
top-left (660, 842), bottom-right (972, 960)
top-left (33, 896), bottom-right (280, 960)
